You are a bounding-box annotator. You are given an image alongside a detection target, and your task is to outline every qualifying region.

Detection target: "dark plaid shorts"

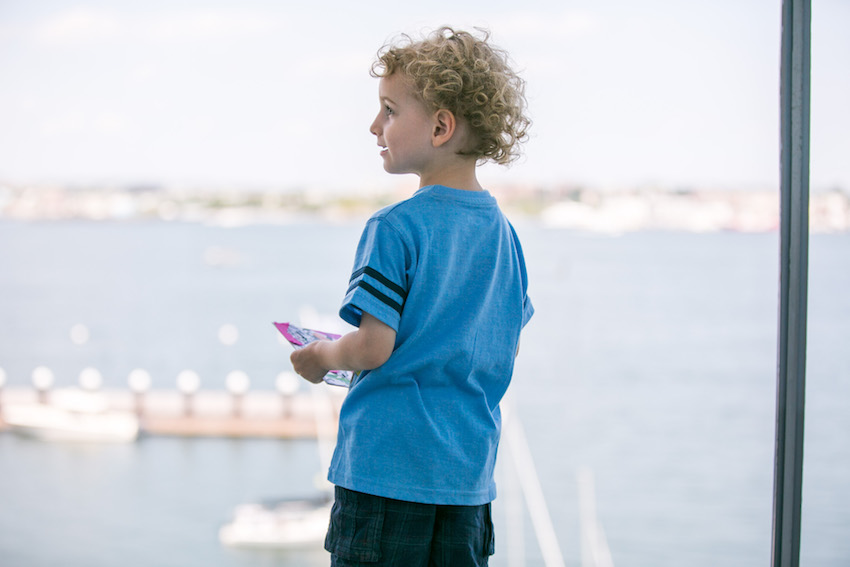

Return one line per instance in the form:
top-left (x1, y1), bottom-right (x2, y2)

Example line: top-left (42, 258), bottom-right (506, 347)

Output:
top-left (325, 486), bottom-right (495, 566)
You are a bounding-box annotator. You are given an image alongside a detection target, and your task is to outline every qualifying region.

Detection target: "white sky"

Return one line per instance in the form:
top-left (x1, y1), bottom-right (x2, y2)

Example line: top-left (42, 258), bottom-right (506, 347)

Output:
top-left (0, 0), bottom-right (847, 193)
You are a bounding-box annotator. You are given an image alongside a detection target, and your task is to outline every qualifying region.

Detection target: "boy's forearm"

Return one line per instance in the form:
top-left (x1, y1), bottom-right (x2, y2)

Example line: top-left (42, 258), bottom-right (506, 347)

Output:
top-left (291, 313), bottom-right (396, 383)
top-left (321, 313), bottom-right (396, 371)
top-left (311, 332), bottom-right (369, 372)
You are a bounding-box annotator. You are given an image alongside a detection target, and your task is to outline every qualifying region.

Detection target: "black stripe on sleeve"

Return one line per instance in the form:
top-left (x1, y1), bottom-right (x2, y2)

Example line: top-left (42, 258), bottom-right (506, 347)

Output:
top-left (357, 281), bottom-right (403, 315)
top-left (348, 266), bottom-right (407, 300)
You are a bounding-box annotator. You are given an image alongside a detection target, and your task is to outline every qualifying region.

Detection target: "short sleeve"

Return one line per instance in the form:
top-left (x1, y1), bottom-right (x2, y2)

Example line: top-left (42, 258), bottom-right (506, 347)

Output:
top-left (340, 217), bottom-right (409, 331)
top-left (522, 295), bottom-right (534, 328)
top-left (510, 222), bottom-right (534, 329)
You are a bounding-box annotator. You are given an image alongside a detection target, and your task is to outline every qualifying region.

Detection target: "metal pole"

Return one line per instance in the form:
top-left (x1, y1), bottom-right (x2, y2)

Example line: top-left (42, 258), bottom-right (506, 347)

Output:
top-left (502, 404), bottom-right (566, 567)
top-left (772, 1), bottom-right (811, 566)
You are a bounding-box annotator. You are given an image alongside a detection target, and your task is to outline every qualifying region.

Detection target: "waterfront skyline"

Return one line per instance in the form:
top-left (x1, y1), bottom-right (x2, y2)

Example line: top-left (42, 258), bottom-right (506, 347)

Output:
top-left (0, 0), bottom-right (848, 193)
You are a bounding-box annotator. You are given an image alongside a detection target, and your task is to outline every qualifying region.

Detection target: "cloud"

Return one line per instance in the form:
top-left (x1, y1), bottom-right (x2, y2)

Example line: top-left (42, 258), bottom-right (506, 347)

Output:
top-left (38, 112), bottom-right (87, 137)
top-left (27, 6), bottom-right (287, 47)
top-left (299, 51), bottom-right (374, 77)
top-left (93, 111), bottom-right (129, 135)
top-left (128, 63), bottom-right (160, 85)
top-left (34, 7), bottom-right (122, 45)
top-left (490, 10), bottom-right (598, 40)
top-left (144, 10), bottom-right (286, 43)
top-left (37, 110), bottom-right (129, 137)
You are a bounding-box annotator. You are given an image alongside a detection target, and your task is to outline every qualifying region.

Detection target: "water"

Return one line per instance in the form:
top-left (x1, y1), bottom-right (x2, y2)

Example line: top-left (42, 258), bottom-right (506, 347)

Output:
top-left (0, 218), bottom-right (848, 566)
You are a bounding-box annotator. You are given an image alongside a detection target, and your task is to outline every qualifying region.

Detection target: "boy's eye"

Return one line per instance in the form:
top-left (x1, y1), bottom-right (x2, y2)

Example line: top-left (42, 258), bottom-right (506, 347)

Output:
top-left (384, 105), bottom-right (394, 116)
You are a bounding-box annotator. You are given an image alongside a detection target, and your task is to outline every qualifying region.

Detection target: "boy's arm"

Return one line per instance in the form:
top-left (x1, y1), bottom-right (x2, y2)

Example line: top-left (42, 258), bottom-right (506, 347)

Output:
top-left (290, 313), bottom-right (396, 384)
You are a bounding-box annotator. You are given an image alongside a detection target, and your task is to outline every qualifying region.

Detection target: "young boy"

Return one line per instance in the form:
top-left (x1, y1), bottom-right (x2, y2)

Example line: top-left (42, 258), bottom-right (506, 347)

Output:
top-left (290, 26), bottom-right (533, 566)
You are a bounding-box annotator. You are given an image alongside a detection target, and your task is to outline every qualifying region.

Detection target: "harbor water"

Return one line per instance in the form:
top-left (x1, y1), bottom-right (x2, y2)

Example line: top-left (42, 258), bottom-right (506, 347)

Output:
top-left (0, 217), bottom-right (848, 566)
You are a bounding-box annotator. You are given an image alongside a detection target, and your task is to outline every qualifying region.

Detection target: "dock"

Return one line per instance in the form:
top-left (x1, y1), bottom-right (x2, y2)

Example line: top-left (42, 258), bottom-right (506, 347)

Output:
top-left (0, 387), bottom-right (344, 439)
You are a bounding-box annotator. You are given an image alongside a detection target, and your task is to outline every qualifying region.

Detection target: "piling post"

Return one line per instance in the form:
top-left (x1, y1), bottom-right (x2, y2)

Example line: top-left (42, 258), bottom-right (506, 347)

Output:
top-left (226, 370), bottom-right (250, 418)
top-left (32, 366), bottom-right (54, 405)
top-left (177, 370), bottom-right (201, 417)
top-left (276, 371), bottom-right (300, 417)
top-left (128, 369), bottom-right (152, 417)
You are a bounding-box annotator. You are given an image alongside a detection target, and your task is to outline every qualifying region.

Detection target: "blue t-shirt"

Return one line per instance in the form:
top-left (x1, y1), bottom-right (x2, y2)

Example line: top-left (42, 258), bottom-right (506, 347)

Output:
top-left (330, 184), bottom-right (534, 505)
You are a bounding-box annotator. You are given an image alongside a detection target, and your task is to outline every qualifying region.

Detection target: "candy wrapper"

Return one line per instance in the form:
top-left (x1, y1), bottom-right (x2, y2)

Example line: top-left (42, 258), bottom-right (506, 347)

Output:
top-left (274, 322), bottom-right (352, 387)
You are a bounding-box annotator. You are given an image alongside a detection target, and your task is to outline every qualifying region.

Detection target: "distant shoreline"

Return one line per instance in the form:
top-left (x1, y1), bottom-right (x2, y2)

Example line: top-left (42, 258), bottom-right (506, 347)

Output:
top-left (1, 183), bottom-right (848, 233)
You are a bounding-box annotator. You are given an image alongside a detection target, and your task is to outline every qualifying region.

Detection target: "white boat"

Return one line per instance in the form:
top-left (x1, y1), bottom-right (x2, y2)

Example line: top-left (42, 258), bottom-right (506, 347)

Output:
top-left (218, 494), bottom-right (332, 548)
top-left (2, 388), bottom-right (139, 442)
top-left (220, 347), bottom-right (337, 549)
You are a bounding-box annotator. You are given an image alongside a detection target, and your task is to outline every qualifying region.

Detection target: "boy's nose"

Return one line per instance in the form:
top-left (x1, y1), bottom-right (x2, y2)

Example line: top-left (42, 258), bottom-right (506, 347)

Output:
top-left (369, 116), bottom-right (381, 136)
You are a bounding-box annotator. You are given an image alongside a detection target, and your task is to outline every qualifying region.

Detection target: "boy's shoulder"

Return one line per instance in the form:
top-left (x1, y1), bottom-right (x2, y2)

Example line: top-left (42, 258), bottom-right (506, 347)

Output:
top-left (372, 185), bottom-right (498, 220)
top-left (371, 198), bottom-right (413, 221)
top-left (365, 185), bottom-right (505, 243)
top-left (367, 187), bottom-right (433, 225)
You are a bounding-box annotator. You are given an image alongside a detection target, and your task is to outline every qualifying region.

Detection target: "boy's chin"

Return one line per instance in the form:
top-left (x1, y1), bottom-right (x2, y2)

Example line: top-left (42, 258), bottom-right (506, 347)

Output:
top-left (381, 162), bottom-right (417, 177)
top-left (382, 164), bottom-right (406, 175)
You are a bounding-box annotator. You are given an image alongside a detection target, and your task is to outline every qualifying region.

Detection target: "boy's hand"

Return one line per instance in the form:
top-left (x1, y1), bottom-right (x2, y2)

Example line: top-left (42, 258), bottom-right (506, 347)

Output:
top-left (290, 341), bottom-right (331, 384)
top-left (288, 313), bottom-right (396, 385)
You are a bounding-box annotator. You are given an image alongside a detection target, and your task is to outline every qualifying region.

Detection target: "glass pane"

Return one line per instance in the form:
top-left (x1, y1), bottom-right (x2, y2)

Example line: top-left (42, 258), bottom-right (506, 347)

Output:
top-left (801, 4), bottom-right (850, 562)
top-left (511, 229), bottom-right (778, 566)
top-left (2, 2), bottom-right (847, 566)
top-left (802, 234), bottom-right (850, 565)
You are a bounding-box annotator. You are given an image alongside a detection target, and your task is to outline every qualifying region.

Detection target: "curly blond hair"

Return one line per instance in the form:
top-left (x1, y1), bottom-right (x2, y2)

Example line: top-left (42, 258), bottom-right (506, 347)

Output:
top-left (371, 26), bottom-right (530, 166)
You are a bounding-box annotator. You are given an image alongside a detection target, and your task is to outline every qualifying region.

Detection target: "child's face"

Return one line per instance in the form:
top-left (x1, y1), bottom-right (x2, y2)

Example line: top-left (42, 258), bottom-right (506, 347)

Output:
top-left (369, 73), bottom-right (435, 177)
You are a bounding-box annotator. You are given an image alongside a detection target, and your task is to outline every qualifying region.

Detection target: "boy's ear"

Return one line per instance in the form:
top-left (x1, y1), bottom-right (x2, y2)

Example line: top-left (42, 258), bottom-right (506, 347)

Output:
top-left (431, 109), bottom-right (456, 148)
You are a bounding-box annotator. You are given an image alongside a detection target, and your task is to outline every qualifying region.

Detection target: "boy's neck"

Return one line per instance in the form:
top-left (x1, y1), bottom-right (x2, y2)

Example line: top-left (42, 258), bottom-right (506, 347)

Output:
top-left (418, 161), bottom-right (483, 192)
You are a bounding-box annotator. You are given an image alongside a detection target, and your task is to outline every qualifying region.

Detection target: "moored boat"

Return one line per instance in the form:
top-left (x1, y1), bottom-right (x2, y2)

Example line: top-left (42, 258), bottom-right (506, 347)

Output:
top-left (2, 388), bottom-right (139, 442)
top-left (218, 494), bottom-right (332, 548)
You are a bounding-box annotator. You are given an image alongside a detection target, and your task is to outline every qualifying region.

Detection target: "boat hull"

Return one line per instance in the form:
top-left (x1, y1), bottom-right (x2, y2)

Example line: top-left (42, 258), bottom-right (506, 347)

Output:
top-left (2, 403), bottom-right (139, 443)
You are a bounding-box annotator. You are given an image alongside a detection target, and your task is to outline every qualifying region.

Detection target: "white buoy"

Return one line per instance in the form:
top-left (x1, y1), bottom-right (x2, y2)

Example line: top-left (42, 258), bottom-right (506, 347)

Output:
top-left (176, 370), bottom-right (200, 394)
top-left (177, 370), bottom-right (200, 417)
top-left (226, 370), bottom-right (250, 418)
top-left (32, 366), bottom-right (54, 403)
top-left (276, 371), bottom-right (300, 417)
top-left (218, 324), bottom-right (239, 346)
top-left (32, 366), bottom-right (54, 390)
top-left (32, 366), bottom-right (54, 404)
top-left (276, 371), bottom-right (299, 396)
top-left (70, 323), bottom-right (90, 345)
top-left (128, 369), bottom-right (152, 393)
top-left (79, 367), bottom-right (103, 391)
top-left (128, 369), bottom-right (152, 417)
top-left (225, 370), bottom-right (250, 395)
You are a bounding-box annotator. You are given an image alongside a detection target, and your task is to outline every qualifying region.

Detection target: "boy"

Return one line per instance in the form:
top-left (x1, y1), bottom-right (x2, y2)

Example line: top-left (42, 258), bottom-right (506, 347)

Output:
top-left (290, 26), bottom-right (533, 566)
